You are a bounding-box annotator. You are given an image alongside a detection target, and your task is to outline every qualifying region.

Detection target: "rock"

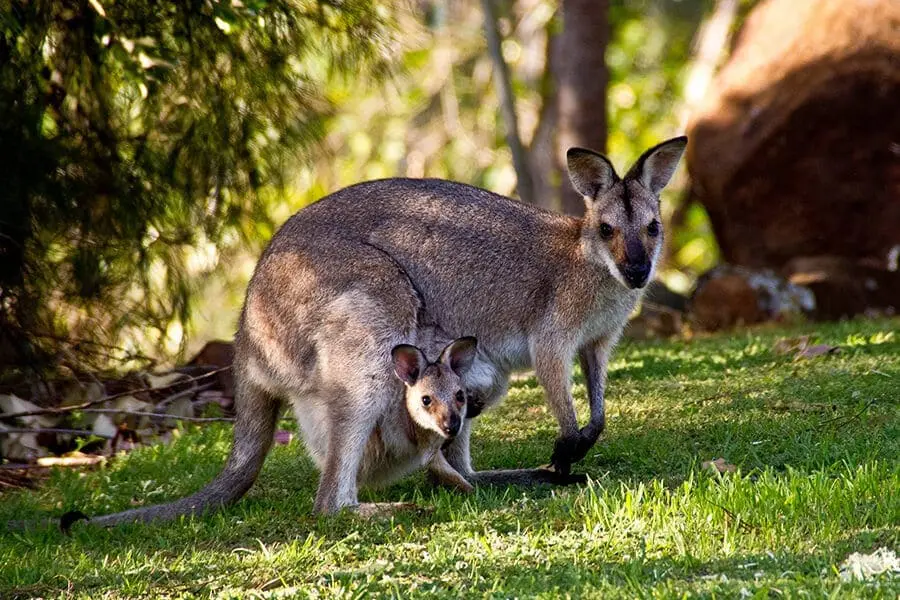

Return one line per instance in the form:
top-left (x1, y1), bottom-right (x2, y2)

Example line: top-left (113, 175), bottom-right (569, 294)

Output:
top-left (688, 265), bottom-right (814, 332)
top-left (686, 0), bottom-right (900, 271)
top-left (784, 255), bottom-right (899, 320)
top-left (184, 340), bottom-right (234, 399)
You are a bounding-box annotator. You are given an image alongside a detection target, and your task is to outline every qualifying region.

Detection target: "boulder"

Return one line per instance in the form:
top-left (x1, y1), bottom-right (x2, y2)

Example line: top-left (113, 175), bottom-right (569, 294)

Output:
top-left (686, 0), bottom-right (900, 271)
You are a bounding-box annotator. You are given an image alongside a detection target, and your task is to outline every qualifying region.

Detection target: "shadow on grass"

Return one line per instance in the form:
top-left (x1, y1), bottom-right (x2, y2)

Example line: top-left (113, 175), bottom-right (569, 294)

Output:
top-left (5, 318), bottom-right (898, 596)
top-left (11, 516), bottom-right (894, 597)
top-left (409, 526), bottom-right (899, 596)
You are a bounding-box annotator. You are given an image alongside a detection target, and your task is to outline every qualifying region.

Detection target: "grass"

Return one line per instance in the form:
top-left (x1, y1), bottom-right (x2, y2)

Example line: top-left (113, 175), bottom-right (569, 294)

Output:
top-left (1, 318), bottom-right (898, 598)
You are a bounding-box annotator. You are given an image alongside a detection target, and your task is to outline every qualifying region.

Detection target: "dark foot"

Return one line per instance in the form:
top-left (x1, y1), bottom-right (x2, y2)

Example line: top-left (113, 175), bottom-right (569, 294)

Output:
top-left (59, 510), bottom-right (89, 535)
top-left (549, 426), bottom-right (602, 475)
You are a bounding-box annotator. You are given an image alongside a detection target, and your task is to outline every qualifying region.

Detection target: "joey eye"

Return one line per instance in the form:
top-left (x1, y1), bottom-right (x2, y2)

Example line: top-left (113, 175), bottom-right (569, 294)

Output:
top-left (599, 223), bottom-right (614, 240)
top-left (455, 390), bottom-right (466, 405)
top-left (647, 220), bottom-right (660, 237)
top-left (421, 395), bottom-right (432, 407)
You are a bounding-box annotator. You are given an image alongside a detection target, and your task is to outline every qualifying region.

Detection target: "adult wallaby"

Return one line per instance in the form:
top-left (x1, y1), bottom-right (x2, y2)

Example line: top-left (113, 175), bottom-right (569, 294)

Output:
top-left (61, 136), bottom-right (687, 524)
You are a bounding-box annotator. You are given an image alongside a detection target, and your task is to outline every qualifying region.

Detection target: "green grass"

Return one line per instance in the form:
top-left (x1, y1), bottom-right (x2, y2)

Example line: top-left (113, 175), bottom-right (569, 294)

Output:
top-left (2, 318), bottom-right (899, 598)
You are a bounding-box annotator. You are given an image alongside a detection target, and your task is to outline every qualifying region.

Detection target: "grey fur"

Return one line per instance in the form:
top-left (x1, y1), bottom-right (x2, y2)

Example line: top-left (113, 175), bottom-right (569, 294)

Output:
top-left (77, 136), bottom-right (688, 525)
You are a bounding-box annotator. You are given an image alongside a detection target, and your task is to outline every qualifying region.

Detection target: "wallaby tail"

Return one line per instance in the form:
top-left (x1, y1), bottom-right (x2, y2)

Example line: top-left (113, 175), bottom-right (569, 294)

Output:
top-left (468, 467), bottom-right (587, 487)
top-left (83, 387), bottom-right (281, 528)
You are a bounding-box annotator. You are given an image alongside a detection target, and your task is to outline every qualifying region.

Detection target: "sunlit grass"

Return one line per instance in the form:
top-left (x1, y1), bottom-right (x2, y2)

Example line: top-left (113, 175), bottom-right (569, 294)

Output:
top-left (2, 318), bottom-right (899, 598)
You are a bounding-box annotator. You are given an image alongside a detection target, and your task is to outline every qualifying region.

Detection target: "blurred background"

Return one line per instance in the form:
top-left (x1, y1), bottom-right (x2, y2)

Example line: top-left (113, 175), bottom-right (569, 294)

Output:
top-left (1, 0), bottom-right (898, 377)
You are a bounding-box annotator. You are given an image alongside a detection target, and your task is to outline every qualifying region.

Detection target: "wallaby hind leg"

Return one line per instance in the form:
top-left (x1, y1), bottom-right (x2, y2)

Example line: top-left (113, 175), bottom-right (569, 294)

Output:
top-left (312, 393), bottom-right (381, 515)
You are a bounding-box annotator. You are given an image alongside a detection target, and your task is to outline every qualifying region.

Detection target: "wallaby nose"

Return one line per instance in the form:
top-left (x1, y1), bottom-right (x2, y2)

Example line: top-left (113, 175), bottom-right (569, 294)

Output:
top-left (443, 414), bottom-right (461, 437)
top-left (622, 263), bottom-right (651, 288)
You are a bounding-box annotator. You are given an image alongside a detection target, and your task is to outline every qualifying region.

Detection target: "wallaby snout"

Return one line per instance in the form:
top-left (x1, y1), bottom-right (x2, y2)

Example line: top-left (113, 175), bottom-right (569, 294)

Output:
top-left (622, 260), bottom-right (651, 289)
top-left (622, 238), bottom-right (651, 288)
top-left (443, 412), bottom-right (462, 438)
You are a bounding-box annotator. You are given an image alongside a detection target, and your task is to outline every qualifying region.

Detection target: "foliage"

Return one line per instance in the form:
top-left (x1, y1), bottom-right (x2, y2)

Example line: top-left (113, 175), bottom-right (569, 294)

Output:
top-left (264, 0), bottom-right (723, 307)
top-left (0, 0), bottom-right (397, 369)
top-left (1, 317), bottom-right (898, 596)
top-left (1, 0), bottom-right (757, 363)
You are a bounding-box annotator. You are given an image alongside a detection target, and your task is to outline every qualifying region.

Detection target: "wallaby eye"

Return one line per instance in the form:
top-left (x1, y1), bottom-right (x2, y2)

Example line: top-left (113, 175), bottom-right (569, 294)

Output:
top-left (421, 395), bottom-right (432, 407)
top-left (455, 390), bottom-right (466, 405)
top-left (647, 220), bottom-right (660, 237)
top-left (599, 223), bottom-right (614, 240)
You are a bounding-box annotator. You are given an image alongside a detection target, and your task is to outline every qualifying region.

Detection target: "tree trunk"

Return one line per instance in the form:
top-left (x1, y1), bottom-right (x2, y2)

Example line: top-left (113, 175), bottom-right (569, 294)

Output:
top-left (554, 0), bottom-right (610, 215)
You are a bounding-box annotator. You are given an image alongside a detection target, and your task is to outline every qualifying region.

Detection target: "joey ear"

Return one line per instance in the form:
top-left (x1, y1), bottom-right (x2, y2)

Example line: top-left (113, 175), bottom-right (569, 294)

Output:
top-left (566, 148), bottom-right (619, 200)
top-left (624, 136), bottom-right (688, 195)
top-left (439, 336), bottom-right (478, 376)
top-left (391, 344), bottom-right (426, 385)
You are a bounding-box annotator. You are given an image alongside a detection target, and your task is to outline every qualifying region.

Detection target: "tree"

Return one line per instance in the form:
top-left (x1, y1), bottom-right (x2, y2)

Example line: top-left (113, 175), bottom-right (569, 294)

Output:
top-left (0, 0), bottom-right (395, 372)
top-left (553, 0), bottom-right (610, 215)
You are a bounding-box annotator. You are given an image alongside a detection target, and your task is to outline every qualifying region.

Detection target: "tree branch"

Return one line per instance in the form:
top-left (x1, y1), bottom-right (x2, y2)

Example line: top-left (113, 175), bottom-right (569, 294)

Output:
top-left (0, 367), bottom-right (228, 420)
top-left (0, 428), bottom-right (114, 439)
top-left (481, 0), bottom-right (535, 204)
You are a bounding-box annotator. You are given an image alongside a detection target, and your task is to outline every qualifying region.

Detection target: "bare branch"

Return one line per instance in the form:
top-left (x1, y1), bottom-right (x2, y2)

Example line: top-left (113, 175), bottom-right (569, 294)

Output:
top-left (78, 408), bottom-right (235, 423)
top-left (0, 428), bottom-right (114, 439)
top-left (0, 367), bottom-right (228, 420)
top-left (481, 0), bottom-right (535, 204)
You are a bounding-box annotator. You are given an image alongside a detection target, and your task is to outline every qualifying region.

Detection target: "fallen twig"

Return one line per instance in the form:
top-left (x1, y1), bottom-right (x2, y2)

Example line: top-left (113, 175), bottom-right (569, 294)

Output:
top-left (0, 367), bottom-right (229, 420)
top-left (704, 499), bottom-right (758, 533)
top-left (815, 399), bottom-right (877, 430)
top-left (36, 454), bottom-right (106, 467)
top-left (151, 384), bottom-right (212, 411)
top-left (79, 408), bottom-right (234, 423)
top-left (0, 427), bottom-right (114, 439)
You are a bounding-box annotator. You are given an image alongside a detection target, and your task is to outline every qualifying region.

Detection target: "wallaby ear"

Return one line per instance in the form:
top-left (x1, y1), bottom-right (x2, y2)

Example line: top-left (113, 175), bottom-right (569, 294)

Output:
top-left (624, 136), bottom-right (688, 195)
top-left (439, 336), bottom-right (478, 376)
top-left (566, 148), bottom-right (619, 200)
top-left (391, 344), bottom-right (426, 385)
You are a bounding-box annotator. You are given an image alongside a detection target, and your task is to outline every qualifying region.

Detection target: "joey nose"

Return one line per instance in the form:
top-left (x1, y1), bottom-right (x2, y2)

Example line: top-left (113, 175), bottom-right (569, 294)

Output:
top-left (622, 263), bottom-right (651, 288)
top-left (444, 414), bottom-right (461, 437)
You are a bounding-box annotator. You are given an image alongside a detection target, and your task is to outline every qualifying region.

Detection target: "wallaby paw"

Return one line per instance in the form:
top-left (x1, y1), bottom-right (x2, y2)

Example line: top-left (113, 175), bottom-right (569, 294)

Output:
top-left (59, 510), bottom-right (89, 535)
top-left (352, 502), bottom-right (425, 519)
top-left (549, 429), bottom-right (598, 474)
top-left (449, 479), bottom-right (475, 494)
top-left (537, 464), bottom-right (588, 486)
top-left (426, 471), bottom-right (475, 494)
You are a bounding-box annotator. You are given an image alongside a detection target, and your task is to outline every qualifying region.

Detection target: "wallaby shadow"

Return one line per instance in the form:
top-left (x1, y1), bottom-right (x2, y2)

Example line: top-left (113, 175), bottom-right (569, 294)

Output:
top-left (38, 491), bottom-right (894, 596)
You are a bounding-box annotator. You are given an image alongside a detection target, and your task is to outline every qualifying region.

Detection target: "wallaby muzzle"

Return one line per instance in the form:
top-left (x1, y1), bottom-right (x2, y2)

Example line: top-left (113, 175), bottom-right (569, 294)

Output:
top-left (443, 413), bottom-right (462, 437)
top-left (622, 262), bottom-right (651, 288)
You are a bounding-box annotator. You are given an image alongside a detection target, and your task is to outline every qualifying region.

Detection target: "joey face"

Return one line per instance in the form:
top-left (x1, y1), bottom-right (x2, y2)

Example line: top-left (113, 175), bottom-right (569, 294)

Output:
top-left (567, 137), bottom-right (688, 290)
top-left (391, 337), bottom-right (477, 439)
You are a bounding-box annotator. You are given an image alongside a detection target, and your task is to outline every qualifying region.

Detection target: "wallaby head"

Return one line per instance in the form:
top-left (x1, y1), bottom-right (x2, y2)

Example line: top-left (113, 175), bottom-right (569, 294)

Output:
top-left (567, 136), bottom-right (688, 289)
top-left (391, 337), bottom-right (478, 439)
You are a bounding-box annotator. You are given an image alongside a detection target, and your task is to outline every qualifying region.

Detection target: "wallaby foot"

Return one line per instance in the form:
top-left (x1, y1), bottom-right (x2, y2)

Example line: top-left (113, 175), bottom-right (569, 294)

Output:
top-left (549, 425), bottom-right (602, 475)
top-left (353, 502), bottom-right (423, 519)
top-left (469, 466), bottom-right (587, 487)
top-left (313, 405), bottom-right (377, 515)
